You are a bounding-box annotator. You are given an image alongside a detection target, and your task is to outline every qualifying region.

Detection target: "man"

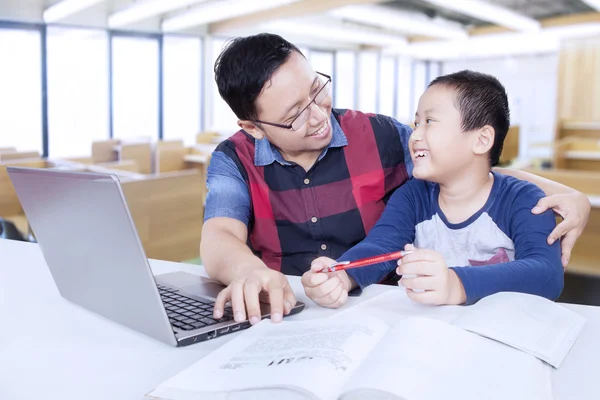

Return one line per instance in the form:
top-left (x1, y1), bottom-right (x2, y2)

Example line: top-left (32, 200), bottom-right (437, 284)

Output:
top-left (201, 33), bottom-right (590, 325)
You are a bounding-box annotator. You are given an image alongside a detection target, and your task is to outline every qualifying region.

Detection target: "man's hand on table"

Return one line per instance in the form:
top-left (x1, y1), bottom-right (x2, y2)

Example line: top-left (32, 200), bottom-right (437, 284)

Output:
top-left (212, 266), bottom-right (297, 325)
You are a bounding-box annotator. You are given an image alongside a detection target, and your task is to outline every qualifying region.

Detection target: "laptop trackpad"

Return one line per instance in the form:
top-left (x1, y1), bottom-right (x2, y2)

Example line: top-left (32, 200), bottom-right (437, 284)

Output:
top-left (155, 271), bottom-right (225, 300)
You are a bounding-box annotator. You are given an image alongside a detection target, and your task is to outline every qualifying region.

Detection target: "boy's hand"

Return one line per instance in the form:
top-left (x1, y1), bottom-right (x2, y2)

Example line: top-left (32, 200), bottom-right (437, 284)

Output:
top-left (397, 244), bottom-right (466, 305)
top-left (301, 257), bottom-right (354, 309)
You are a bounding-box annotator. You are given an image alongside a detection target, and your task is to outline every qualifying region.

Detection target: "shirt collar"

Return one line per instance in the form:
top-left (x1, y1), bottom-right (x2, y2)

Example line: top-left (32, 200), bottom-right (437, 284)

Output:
top-left (254, 112), bottom-right (348, 167)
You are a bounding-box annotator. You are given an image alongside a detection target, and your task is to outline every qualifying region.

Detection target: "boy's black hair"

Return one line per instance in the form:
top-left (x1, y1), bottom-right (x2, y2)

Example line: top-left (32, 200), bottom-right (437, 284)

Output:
top-left (429, 70), bottom-right (510, 166)
top-left (214, 33), bottom-right (304, 122)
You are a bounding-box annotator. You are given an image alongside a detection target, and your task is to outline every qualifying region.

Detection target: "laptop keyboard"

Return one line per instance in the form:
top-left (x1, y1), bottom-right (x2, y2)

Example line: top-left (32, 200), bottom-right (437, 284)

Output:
top-left (157, 284), bottom-right (233, 331)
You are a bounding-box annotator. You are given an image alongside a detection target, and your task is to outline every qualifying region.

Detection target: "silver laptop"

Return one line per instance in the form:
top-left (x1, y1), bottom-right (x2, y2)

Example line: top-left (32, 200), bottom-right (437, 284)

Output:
top-left (7, 167), bottom-right (304, 346)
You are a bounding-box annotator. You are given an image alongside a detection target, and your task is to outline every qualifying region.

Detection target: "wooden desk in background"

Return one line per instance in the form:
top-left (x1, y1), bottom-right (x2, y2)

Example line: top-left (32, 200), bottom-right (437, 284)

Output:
top-left (524, 168), bottom-right (600, 276)
top-left (0, 153), bottom-right (206, 263)
top-left (555, 137), bottom-right (600, 172)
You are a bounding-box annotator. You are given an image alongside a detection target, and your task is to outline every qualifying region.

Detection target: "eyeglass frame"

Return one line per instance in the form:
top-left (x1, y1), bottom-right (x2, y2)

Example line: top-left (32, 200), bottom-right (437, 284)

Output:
top-left (252, 72), bottom-right (332, 131)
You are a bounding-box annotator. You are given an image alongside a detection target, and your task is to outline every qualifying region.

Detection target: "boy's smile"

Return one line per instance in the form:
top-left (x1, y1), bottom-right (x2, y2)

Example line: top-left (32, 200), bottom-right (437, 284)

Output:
top-left (410, 85), bottom-right (478, 183)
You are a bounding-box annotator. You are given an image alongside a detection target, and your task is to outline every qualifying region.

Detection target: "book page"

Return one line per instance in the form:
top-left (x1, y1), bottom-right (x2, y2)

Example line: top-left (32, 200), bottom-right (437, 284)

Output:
top-left (452, 292), bottom-right (587, 368)
top-left (352, 289), bottom-right (465, 325)
top-left (148, 316), bottom-right (389, 400)
top-left (339, 317), bottom-right (553, 400)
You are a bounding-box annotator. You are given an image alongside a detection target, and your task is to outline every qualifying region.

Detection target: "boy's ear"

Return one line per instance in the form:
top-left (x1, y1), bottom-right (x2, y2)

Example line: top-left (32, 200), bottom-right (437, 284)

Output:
top-left (473, 125), bottom-right (495, 156)
top-left (238, 120), bottom-right (264, 140)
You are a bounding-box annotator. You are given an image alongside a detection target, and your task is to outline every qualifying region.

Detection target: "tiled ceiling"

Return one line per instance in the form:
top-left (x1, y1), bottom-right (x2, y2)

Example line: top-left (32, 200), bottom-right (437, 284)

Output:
top-left (382, 0), bottom-right (596, 27)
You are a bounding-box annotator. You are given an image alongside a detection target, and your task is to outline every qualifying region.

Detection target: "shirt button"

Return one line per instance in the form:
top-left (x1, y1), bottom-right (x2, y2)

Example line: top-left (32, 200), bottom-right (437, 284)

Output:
top-left (321, 244), bottom-right (327, 251)
top-left (311, 217), bottom-right (318, 223)
top-left (304, 178), bottom-right (310, 185)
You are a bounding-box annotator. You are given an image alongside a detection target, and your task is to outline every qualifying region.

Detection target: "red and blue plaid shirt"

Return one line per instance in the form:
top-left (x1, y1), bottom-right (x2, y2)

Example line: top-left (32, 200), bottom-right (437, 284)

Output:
top-left (205, 109), bottom-right (413, 275)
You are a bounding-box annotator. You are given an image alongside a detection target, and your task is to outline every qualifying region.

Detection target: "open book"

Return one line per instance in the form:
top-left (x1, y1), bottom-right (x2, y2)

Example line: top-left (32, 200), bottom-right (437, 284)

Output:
top-left (146, 292), bottom-right (585, 400)
top-left (356, 291), bottom-right (586, 369)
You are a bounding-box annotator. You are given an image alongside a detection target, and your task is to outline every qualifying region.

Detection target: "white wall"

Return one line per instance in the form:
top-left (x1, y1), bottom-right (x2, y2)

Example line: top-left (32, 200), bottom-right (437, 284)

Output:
top-left (443, 54), bottom-right (558, 160)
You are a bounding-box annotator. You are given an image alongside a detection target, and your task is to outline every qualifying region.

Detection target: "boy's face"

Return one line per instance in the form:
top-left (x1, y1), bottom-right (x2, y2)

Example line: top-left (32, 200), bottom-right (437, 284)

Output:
top-left (410, 85), bottom-right (481, 183)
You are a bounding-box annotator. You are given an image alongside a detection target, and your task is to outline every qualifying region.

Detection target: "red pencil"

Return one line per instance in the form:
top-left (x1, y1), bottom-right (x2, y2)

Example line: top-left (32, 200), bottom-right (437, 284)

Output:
top-left (320, 250), bottom-right (413, 273)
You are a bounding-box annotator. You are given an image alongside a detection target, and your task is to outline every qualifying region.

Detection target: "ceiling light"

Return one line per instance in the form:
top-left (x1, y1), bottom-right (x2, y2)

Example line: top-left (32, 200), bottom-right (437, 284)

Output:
top-left (420, 0), bottom-right (540, 32)
top-left (262, 19), bottom-right (408, 48)
top-left (394, 23), bottom-right (600, 60)
top-left (162, 0), bottom-right (301, 32)
top-left (109, 0), bottom-right (209, 28)
top-left (43, 0), bottom-right (105, 23)
top-left (331, 5), bottom-right (468, 40)
top-left (581, 0), bottom-right (600, 11)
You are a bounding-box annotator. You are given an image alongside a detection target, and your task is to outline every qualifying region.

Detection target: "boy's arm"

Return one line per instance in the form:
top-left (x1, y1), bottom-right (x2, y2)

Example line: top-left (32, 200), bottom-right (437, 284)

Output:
top-left (494, 167), bottom-right (591, 267)
top-left (341, 182), bottom-right (419, 292)
top-left (450, 185), bottom-right (564, 305)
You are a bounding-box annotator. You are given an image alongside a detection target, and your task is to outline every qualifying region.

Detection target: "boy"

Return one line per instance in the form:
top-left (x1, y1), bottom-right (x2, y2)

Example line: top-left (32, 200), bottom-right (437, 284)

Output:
top-left (301, 70), bottom-right (564, 307)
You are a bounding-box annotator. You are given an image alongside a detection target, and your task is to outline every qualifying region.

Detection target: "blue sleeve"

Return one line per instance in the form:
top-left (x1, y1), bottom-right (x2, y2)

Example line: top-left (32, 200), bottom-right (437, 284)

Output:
top-left (451, 184), bottom-right (564, 305)
top-left (342, 181), bottom-right (420, 292)
top-left (204, 151), bottom-right (251, 225)
top-left (392, 119), bottom-right (413, 178)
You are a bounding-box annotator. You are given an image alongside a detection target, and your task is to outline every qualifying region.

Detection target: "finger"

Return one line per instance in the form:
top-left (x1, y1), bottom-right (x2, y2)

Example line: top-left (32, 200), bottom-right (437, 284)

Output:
top-left (283, 284), bottom-right (297, 315)
top-left (314, 275), bottom-right (344, 300)
top-left (404, 243), bottom-right (416, 251)
top-left (548, 221), bottom-right (571, 245)
top-left (309, 271), bottom-right (329, 286)
top-left (230, 280), bottom-right (247, 322)
top-left (400, 276), bottom-right (434, 291)
top-left (560, 230), bottom-right (579, 268)
top-left (243, 281), bottom-right (262, 325)
top-left (213, 286), bottom-right (231, 319)
top-left (406, 289), bottom-right (438, 305)
top-left (301, 271), bottom-right (317, 287)
top-left (532, 197), bottom-right (552, 214)
top-left (325, 288), bottom-right (349, 309)
top-left (317, 278), bottom-right (344, 307)
top-left (300, 266), bottom-right (328, 287)
top-left (267, 280), bottom-right (285, 323)
top-left (400, 249), bottom-right (441, 264)
top-left (310, 257), bottom-right (336, 273)
top-left (397, 261), bottom-right (440, 276)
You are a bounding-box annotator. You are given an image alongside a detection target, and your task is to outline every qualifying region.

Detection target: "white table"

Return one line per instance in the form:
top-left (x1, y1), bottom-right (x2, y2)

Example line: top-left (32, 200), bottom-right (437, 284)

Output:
top-left (1, 239), bottom-right (599, 400)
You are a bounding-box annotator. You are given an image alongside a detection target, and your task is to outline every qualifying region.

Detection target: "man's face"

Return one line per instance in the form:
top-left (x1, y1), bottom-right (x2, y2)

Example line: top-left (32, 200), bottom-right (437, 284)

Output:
top-left (250, 52), bottom-right (333, 157)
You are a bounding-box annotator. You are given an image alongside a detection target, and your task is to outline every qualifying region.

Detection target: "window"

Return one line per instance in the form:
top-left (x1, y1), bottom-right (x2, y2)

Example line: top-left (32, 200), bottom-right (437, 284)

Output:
top-left (309, 50), bottom-right (334, 105)
top-left (163, 36), bottom-right (202, 145)
top-left (357, 52), bottom-right (378, 114)
top-left (297, 46), bottom-right (310, 58)
top-left (396, 57), bottom-right (413, 124)
top-left (210, 37), bottom-right (238, 133)
top-left (112, 35), bottom-right (159, 141)
top-left (47, 27), bottom-right (109, 158)
top-left (411, 61), bottom-right (427, 117)
top-left (0, 28), bottom-right (42, 153)
top-left (309, 50), bottom-right (334, 75)
top-left (334, 51), bottom-right (356, 109)
top-left (378, 56), bottom-right (396, 117)
top-left (427, 62), bottom-right (441, 84)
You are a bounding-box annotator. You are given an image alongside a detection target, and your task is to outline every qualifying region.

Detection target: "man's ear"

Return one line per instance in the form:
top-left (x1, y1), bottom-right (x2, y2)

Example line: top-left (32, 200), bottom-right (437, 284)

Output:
top-left (473, 125), bottom-right (495, 156)
top-left (238, 120), bottom-right (264, 140)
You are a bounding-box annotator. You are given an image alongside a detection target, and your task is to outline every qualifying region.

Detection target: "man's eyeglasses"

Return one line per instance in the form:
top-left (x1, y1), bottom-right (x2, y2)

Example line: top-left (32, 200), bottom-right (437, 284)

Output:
top-left (254, 72), bottom-right (331, 131)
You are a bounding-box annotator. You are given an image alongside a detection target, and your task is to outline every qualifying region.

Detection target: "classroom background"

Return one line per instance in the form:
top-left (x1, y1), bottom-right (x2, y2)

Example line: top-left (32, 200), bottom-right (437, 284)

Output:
top-left (1, 0), bottom-right (599, 305)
